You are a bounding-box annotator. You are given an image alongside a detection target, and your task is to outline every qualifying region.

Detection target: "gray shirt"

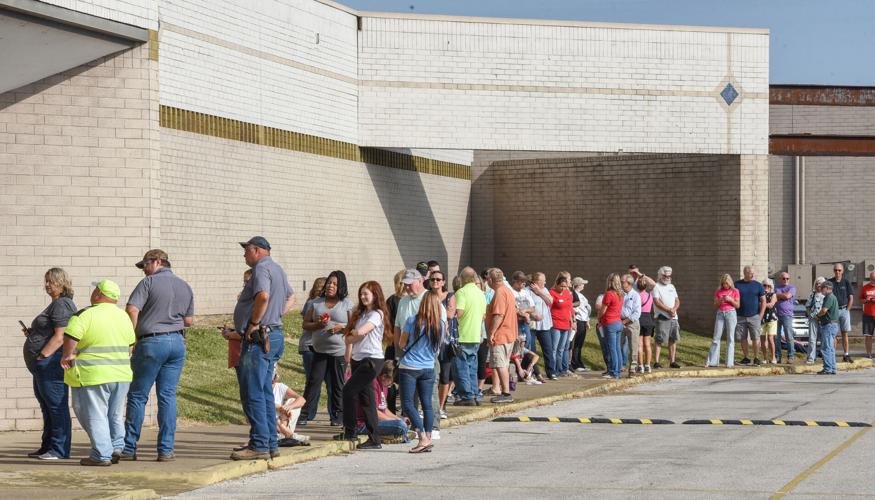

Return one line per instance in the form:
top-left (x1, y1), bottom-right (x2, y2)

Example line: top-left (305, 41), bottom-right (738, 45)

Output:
top-left (233, 256), bottom-right (293, 333)
top-left (24, 296), bottom-right (77, 361)
top-left (309, 297), bottom-right (355, 356)
top-left (128, 267), bottom-right (194, 338)
top-left (298, 298), bottom-right (316, 352)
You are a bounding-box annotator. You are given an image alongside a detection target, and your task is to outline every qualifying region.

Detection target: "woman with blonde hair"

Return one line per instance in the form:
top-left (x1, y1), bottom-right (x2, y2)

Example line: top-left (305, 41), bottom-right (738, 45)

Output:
top-left (707, 274), bottom-right (740, 367)
top-left (22, 268), bottom-right (77, 459)
top-left (399, 291), bottom-right (444, 453)
top-left (760, 278), bottom-right (779, 363)
top-left (598, 273), bottom-right (625, 379)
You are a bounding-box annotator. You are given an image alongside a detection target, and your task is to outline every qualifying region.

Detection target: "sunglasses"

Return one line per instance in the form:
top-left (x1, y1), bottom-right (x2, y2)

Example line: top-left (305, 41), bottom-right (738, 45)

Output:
top-left (430, 277), bottom-right (444, 282)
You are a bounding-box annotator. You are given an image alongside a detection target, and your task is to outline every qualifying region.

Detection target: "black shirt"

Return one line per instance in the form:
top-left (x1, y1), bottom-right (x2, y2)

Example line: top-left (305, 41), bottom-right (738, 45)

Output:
top-left (24, 296), bottom-right (76, 361)
top-left (828, 277), bottom-right (854, 307)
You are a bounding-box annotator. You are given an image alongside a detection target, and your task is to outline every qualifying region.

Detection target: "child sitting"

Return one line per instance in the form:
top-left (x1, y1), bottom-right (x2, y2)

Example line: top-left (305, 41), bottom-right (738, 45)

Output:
top-left (272, 367), bottom-right (310, 447)
top-left (511, 335), bottom-right (544, 385)
top-left (356, 362), bottom-right (410, 443)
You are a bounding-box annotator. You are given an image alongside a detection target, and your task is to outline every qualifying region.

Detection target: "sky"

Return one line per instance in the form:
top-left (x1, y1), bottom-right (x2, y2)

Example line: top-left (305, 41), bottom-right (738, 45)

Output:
top-left (341, 0), bottom-right (875, 85)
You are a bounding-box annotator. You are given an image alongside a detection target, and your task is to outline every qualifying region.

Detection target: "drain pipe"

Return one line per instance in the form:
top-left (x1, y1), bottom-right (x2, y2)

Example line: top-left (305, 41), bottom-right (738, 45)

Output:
top-left (800, 156), bottom-right (806, 264)
top-left (794, 156), bottom-right (801, 265)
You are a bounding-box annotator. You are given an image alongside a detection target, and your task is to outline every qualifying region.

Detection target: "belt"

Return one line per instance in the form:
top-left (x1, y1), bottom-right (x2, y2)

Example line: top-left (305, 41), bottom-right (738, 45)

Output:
top-left (139, 330), bottom-right (184, 340)
top-left (839, 306), bottom-right (848, 310)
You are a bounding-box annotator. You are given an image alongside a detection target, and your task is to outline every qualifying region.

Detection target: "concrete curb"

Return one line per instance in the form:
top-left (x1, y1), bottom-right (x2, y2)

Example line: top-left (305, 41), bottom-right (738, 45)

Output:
top-left (97, 358), bottom-right (872, 499)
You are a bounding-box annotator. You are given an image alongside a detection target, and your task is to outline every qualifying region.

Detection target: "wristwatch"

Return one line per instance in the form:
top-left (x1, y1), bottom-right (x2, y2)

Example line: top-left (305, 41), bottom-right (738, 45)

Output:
top-left (248, 319), bottom-right (260, 326)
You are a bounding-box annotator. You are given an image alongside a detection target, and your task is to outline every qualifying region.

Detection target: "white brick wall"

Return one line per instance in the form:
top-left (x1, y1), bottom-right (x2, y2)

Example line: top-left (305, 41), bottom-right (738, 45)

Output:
top-left (358, 16), bottom-right (769, 154)
top-left (157, 0), bottom-right (359, 143)
top-left (38, 0), bottom-right (156, 29)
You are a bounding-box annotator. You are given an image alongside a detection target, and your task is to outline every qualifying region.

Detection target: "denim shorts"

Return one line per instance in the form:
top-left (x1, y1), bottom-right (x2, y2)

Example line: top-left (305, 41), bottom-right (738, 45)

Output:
top-left (838, 308), bottom-right (852, 333)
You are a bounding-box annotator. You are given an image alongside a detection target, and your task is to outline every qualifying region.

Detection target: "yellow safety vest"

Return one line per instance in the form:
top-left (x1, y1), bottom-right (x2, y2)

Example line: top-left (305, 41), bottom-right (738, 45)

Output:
top-left (63, 303), bottom-right (136, 387)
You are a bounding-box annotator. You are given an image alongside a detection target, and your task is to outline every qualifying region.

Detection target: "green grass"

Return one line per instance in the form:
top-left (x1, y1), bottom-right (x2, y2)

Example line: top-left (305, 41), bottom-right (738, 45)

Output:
top-left (177, 315), bottom-right (720, 424)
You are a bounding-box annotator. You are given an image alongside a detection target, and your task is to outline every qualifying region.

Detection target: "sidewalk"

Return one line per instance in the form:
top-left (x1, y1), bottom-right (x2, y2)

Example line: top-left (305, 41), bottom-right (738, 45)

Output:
top-left (1, 359), bottom-right (871, 500)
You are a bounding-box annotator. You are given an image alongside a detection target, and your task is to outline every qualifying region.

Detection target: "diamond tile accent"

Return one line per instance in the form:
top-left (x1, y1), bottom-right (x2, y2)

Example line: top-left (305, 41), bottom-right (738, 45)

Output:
top-left (721, 83), bottom-right (739, 106)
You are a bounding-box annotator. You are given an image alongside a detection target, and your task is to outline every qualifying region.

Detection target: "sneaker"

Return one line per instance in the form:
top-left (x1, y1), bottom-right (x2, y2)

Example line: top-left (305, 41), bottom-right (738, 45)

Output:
top-left (278, 437), bottom-right (308, 447)
top-left (601, 373), bottom-right (612, 379)
top-left (490, 394), bottom-right (514, 404)
top-left (843, 355), bottom-right (853, 363)
top-left (549, 374), bottom-right (559, 380)
top-left (753, 358), bottom-right (761, 366)
top-left (786, 358), bottom-right (795, 365)
top-left (157, 453), bottom-right (175, 462)
top-left (739, 357), bottom-right (751, 365)
top-left (453, 399), bottom-right (477, 407)
top-left (230, 449), bottom-right (270, 461)
top-left (806, 360), bottom-right (815, 365)
top-left (638, 365), bottom-right (645, 373)
top-left (293, 433), bottom-right (310, 444)
top-left (36, 452), bottom-right (61, 460)
top-left (653, 362), bottom-right (663, 369)
top-left (575, 367), bottom-right (588, 373)
top-left (297, 419), bottom-right (308, 427)
top-left (630, 363), bottom-right (638, 373)
top-left (431, 429), bottom-right (441, 440)
top-left (669, 362), bottom-right (681, 369)
top-left (644, 365), bottom-right (652, 373)
top-left (525, 377), bottom-right (542, 385)
top-left (445, 394), bottom-right (455, 404)
top-left (28, 450), bottom-right (46, 458)
top-left (80, 457), bottom-right (111, 467)
top-left (357, 439), bottom-right (382, 450)
top-left (115, 451), bottom-right (137, 462)
top-left (440, 409), bottom-right (448, 420)
top-left (330, 419), bottom-right (343, 427)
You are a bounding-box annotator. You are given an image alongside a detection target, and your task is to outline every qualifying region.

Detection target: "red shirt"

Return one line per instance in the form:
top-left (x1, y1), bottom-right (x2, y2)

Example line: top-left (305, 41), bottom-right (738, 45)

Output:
top-left (861, 283), bottom-right (875, 317)
top-left (549, 289), bottom-right (574, 330)
top-left (600, 291), bottom-right (623, 326)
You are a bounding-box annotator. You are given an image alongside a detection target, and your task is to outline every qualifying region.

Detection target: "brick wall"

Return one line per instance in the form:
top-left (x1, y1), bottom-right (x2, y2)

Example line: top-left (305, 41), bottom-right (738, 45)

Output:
top-left (39, 0), bottom-right (156, 28)
top-left (358, 16), bottom-right (769, 154)
top-left (771, 105), bottom-right (875, 135)
top-left (470, 153), bottom-right (764, 333)
top-left (160, 129), bottom-right (471, 315)
top-left (0, 44), bottom-right (158, 430)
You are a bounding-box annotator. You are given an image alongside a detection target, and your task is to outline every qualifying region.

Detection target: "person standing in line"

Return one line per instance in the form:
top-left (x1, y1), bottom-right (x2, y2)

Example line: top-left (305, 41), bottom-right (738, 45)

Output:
top-left (121, 249), bottom-right (194, 462)
top-left (637, 278), bottom-right (655, 373)
top-left (760, 279), bottom-right (779, 364)
top-left (734, 266), bottom-right (765, 367)
top-left (707, 274), bottom-right (739, 368)
top-left (805, 277), bottom-right (827, 364)
top-left (384, 270), bottom-right (407, 360)
top-left (547, 274), bottom-right (574, 378)
top-left (452, 267), bottom-right (486, 407)
top-left (570, 277), bottom-right (591, 373)
top-left (528, 272), bottom-right (555, 377)
top-left (859, 272), bottom-right (875, 359)
top-left (61, 280), bottom-right (136, 466)
top-left (620, 274), bottom-right (642, 375)
top-left (23, 268), bottom-right (77, 460)
top-left (815, 281), bottom-right (839, 375)
top-left (510, 271), bottom-right (535, 362)
top-left (301, 271), bottom-right (352, 428)
top-left (486, 268), bottom-right (518, 403)
top-left (427, 270), bottom-right (456, 420)
top-left (341, 281), bottom-right (390, 450)
top-left (594, 293), bottom-right (609, 374)
top-left (774, 272), bottom-right (798, 364)
top-left (629, 265), bottom-right (656, 291)
top-left (652, 266), bottom-right (682, 369)
top-left (296, 277), bottom-right (326, 423)
top-left (231, 236), bottom-right (294, 461)
top-left (599, 274), bottom-right (624, 379)
top-left (399, 292), bottom-right (444, 453)
top-left (828, 264), bottom-right (855, 363)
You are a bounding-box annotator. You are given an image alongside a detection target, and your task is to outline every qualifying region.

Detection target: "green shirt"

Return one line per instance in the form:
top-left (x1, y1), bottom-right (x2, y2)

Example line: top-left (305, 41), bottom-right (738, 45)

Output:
top-left (64, 303), bottom-right (136, 387)
top-left (455, 283), bottom-right (486, 343)
top-left (821, 293), bottom-right (839, 323)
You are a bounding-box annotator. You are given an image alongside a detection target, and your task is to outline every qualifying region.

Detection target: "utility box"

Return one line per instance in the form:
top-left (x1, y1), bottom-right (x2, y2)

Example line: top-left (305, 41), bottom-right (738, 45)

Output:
top-left (789, 264), bottom-right (813, 302)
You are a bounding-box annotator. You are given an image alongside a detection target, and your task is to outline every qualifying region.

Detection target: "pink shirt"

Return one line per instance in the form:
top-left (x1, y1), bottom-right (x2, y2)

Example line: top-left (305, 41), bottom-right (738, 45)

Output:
top-left (715, 287), bottom-right (740, 312)
top-left (639, 290), bottom-right (653, 313)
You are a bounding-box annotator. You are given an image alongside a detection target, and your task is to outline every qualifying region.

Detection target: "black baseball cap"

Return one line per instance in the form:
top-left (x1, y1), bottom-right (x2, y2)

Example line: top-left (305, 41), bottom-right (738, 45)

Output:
top-left (239, 236), bottom-right (271, 251)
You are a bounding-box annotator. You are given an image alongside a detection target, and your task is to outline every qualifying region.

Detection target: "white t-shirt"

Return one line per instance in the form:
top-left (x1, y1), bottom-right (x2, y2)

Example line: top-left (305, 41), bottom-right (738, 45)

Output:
top-left (273, 382), bottom-right (289, 405)
top-left (652, 283), bottom-right (679, 319)
top-left (351, 309), bottom-right (385, 361)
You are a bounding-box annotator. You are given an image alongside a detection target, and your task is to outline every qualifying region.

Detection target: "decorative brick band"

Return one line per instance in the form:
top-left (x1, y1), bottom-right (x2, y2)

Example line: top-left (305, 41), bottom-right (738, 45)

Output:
top-left (159, 105), bottom-right (471, 180)
top-left (148, 30), bottom-right (159, 61)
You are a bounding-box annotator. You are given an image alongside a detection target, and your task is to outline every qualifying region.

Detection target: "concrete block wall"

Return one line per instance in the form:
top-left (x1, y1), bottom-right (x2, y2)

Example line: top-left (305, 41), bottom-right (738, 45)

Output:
top-left (0, 43), bottom-right (158, 430)
top-left (157, 0), bottom-right (359, 143)
top-left (771, 105), bottom-right (875, 135)
top-left (160, 129), bottom-right (471, 315)
top-left (39, 0), bottom-right (156, 28)
top-left (358, 16), bottom-right (769, 154)
top-left (471, 153), bottom-right (754, 333)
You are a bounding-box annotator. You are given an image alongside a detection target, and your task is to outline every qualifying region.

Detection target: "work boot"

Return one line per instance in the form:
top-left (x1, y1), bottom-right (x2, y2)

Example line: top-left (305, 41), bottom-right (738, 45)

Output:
top-left (80, 457), bottom-right (111, 467)
top-left (230, 448), bottom-right (270, 461)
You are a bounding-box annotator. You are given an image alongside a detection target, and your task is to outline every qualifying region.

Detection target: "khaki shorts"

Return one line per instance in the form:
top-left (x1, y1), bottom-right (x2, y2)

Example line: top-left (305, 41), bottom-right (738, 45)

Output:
top-left (490, 342), bottom-right (513, 368)
top-left (654, 318), bottom-right (680, 346)
top-left (761, 320), bottom-right (777, 336)
top-left (735, 315), bottom-right (761, 341)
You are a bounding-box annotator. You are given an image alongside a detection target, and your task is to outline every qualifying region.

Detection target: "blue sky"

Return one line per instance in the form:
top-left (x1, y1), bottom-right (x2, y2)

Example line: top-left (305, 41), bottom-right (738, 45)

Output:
top-left (342, 0), bottom-right (875, 85)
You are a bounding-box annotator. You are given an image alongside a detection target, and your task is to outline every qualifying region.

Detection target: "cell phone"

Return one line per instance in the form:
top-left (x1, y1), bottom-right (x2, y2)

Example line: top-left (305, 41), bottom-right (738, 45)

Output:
top-left (19, 320), bottom-right (29, 334)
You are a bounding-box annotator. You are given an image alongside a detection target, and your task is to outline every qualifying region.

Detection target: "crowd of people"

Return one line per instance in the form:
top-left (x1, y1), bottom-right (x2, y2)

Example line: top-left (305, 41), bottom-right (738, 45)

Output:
top-left (22, 236), bottom-right (871, 463)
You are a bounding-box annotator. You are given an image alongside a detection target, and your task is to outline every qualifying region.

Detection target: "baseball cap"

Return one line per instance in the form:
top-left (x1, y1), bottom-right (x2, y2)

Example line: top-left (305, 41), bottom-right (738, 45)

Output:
top-left (401, 269), bottom-right (422, 284)
top-left (572, 277), bottom-right (589, 287)
top-left (239, 236), bottom-right (271, 251)
top-left (135, 249), bottom-right (170, 269)
top-left (91, 279), bottom-right (121, 300)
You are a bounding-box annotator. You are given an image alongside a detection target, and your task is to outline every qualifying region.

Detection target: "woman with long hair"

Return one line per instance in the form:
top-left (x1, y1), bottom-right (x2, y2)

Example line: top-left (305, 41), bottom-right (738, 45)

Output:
top-left (399, 291), bottom-right (444, 453)
top-left (301, 271), bottom-right (353, 426)
top-left (341, 281), bottom-right (392, 449)
top-left (636, 277), bottom-right (655, 373)
top-left (707, 274), bottom-right (740, 368)
top-left (22, 268), bottom-right (77, 459)
top-left (599, 273), bottom-right (625, 379)
top-left (427, 270), bottom-right (456, 419)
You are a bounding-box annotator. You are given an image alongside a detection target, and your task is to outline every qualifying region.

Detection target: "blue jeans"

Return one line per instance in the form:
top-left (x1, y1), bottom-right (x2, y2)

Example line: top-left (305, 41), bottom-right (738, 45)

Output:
top-left (26, 351), bottom-right (71, 458)
top-left (239, 328), bottom-right (285, 452)
top-left (518, 321), bottom-right (531, 347)
top-left (820, 321), bottom-right (838, 374)
top-left (399, 368), bottom-right (435, 434)
top-left (452, 343), bottom-right (479, 401)
top-left (604, 321), bottom-right (624, 378)
top-left (358, 418), bottom-right (410, 442)
top-left (71, 382), bottom-right (130, 461)
top-left (595, 325), bottom-right (610, 369)
top-left (777, 315), bottom-right (795, 360)
top-left (807, 320), bottom-right (820, 362)
top-left (708, 310), bottom-right (737, 367)
top-left (534, 329), bottom-right (556, 376)
top-left (124, 332), bottom-right (186, 455)
top-left (552, 328), bottom-right (571, 374)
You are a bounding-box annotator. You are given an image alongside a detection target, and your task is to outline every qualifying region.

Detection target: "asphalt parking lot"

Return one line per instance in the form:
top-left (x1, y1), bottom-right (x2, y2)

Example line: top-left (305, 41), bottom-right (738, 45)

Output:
top-left (175, 370), bottom-right (875, 499)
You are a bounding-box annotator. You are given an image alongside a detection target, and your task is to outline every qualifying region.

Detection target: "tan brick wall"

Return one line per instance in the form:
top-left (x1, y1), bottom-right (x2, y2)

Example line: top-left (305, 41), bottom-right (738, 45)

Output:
top-left (0, 44), bottom-right (158, 430)
top-left (159, 129), bottom-right (471, 317)
top-left (470, 153), bottom-right (760, 333)
top-left (770, 105), bottom-right (875, 135)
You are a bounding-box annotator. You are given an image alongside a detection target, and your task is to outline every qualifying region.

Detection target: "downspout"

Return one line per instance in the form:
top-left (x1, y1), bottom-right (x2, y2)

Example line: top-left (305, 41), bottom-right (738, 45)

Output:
top-left (794, 156), bottom-right (800, 265)
top-left (800, 156), bottom-right (806, 264)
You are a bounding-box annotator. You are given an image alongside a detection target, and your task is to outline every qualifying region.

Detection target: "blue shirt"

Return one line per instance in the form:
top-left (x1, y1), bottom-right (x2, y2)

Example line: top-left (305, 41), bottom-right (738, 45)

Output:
top-left (735, 279), bottom-right (765, 317)
top-left (400, 316), bottom-right (443, 370)
top-left (622, 289), bottom-right (642, 322)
